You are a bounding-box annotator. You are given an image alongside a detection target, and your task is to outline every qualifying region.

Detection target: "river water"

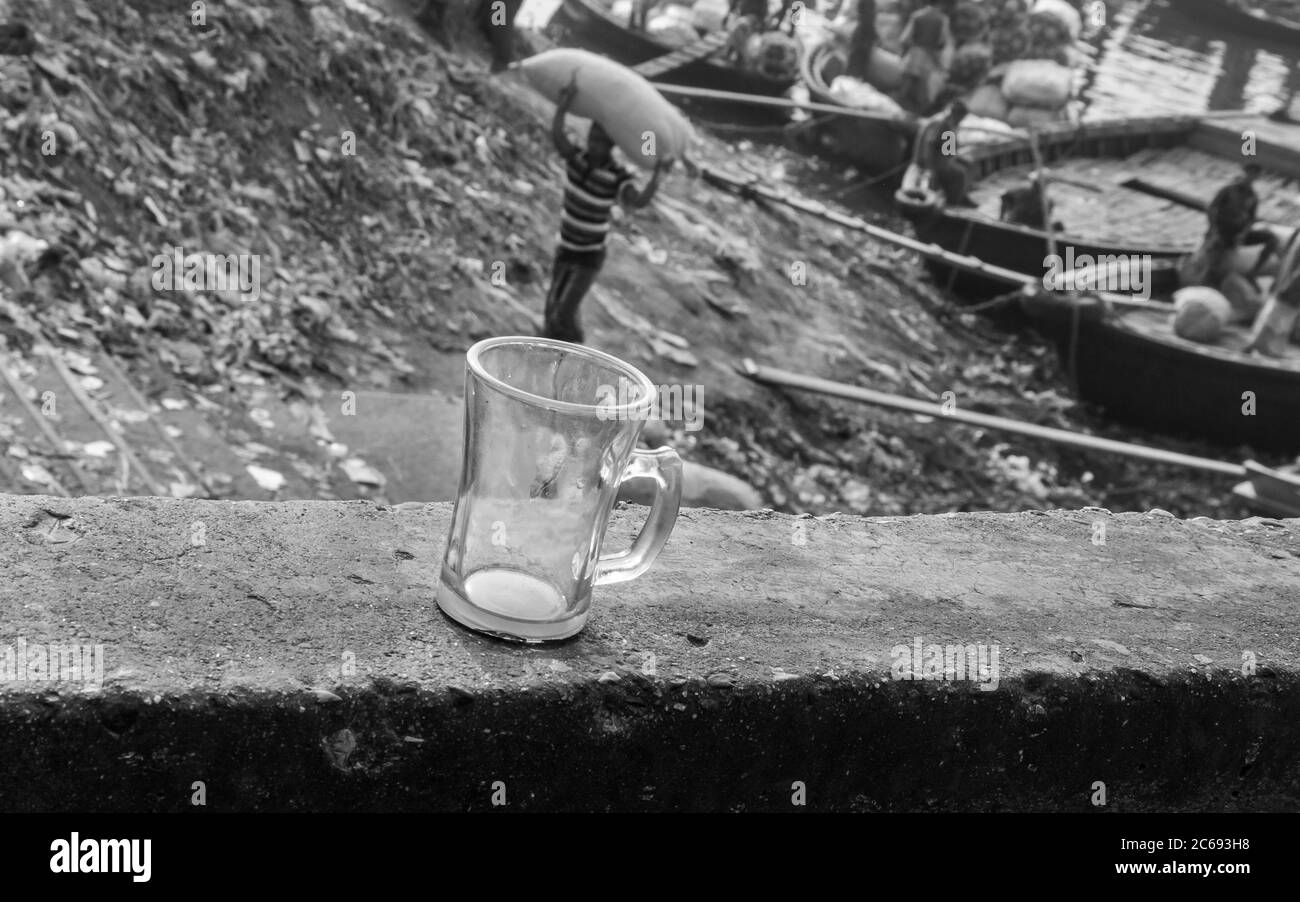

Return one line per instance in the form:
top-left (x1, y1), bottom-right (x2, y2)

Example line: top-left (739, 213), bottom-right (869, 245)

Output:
top-left (1078, 1), bottom-right (1300, 119)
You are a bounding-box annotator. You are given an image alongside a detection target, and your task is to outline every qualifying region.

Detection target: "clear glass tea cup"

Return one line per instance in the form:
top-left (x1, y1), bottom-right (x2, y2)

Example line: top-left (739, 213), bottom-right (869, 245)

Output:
top-left (436, 336), bottom-right (682, 642)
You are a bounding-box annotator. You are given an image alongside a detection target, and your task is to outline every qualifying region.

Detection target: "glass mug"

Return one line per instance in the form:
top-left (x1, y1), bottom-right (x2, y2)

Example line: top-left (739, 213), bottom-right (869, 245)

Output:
top-left (436, 337), bottom-right (683, 642)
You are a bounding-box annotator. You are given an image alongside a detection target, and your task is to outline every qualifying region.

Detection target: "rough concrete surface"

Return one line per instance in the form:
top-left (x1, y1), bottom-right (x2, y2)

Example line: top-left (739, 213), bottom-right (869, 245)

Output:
top-left (1, 493), bottom-right (1297, 811)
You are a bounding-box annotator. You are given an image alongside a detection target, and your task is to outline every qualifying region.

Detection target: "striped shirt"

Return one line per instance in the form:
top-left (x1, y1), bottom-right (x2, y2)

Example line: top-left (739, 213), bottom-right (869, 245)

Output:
top-left (560, 151), bottom-right (633, 254)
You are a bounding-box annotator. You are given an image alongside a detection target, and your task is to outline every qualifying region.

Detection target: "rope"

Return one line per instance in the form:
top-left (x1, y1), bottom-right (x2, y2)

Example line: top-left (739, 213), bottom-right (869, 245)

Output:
top-left (830, 159), bottom-right (910, 195)
top-left (952, 287), bottom-right (1028, 314)
top-left (633, 31), bottom-right (732, 80)
top-left (945, 217), bottom-right (976, 293)
top-left (1024, 128), bottom-right (1083, 388)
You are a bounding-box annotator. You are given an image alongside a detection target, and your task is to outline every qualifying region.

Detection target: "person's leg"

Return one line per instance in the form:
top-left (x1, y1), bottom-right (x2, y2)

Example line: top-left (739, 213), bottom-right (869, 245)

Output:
top-left (1242, 227), bottom-right (1281, 278)
top-left (478, 0), bottom-right (523, 72)
top-left (543, 251), bottom-right (604, 344)
top-left (1244, 294), bottom-right (1300, 357)
top-left (937, 160), bottom-right (974, 207)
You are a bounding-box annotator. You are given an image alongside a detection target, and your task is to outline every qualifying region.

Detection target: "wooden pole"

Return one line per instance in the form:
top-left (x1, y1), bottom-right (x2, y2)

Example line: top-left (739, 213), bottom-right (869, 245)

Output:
top-left (95, 352), bottom-right (216, 498)
top-left (653, 82), bottom-right (906, 124)
top-left (654, 82), bottom-right (1033, 139)
top-left (40, 344), bottom-right (169, 497)
top-left (738, 359), bottom-right (1248, 478)
top-left (0, 348), bottom-right (91, 493)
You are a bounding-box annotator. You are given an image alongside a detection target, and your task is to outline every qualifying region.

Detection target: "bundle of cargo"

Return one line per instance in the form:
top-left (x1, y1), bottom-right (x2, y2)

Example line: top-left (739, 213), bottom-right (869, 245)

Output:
top-left (645, 4), bottom-right (698, 47)
top-left (950, 1), bottom-right (992, 46)
top-left (1026, 0), bottom-right (1080, 65)
top-left (826, 75), bottom-right (905, 116)
top-left (999, 58), bottom-right (1075, 127)
top-left (691, 0), bottom-right (728, 33)
top-left (948, 41), bottom-right (993, 91)
top-left (515, 48), bottom-right (696, 169)
top-left (1030, 0), bottom-right (1082, 41)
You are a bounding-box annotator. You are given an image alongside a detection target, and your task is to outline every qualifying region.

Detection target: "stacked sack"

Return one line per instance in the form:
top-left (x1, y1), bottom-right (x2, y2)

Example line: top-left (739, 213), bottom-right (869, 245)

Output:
top-left (1026, 0), bottom-right (1080, 66)
top-left (948, 41), bottom-right (992, 92)
top-left (516, 49), bottom-right (696, 169)
top-left (827, 75), bottom-right (904, 116)
top-left (950, 1), bottom-right (992, 46)
top-left (988, 0), bottom-right (1032, 65)
top-left (646, 4), bottom-right (699, 47)
top-left (691, 0), bottom-right (729, 33)
top-left (1000, 57), bottom-right (1074, 127)
top-left (969, 0), bottom-right (1078, 127)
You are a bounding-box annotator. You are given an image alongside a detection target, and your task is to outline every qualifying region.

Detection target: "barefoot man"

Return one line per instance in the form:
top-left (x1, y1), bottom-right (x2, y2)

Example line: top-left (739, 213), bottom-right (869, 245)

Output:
top-left (544, 74), bottom-right (664, 344)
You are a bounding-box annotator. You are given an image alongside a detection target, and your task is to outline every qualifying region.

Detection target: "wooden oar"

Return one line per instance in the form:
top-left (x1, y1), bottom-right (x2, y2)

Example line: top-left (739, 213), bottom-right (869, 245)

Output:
top-left (700, 164), bottom-right (1170, 312)
top-left (1120, 177), bottom-right (1207, 211)
top-left (737, 358), bottom-right (1254, 478)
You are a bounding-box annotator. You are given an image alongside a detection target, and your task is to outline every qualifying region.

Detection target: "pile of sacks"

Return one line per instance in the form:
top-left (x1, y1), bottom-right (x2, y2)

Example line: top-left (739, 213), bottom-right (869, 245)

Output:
top-left (827, 74), bottom-right (904, 116)
top-left (606, 0), bottom-right (731, 48)
top-left (963, 0), bottom-right (1079, 128)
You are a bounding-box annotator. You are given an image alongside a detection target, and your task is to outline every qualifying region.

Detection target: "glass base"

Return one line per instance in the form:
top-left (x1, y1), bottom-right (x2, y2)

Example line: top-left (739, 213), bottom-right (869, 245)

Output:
top-left (436, 567), bottom-right (589, 643)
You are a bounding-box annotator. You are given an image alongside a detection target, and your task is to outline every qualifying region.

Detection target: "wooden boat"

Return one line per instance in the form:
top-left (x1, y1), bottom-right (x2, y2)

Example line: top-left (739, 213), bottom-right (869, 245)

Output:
top-left (1020, 290), bottom-right (1300, 453)
top-left (544, 0), bottom-right (796, 126)
top-left (797, 38), bottom-right (914, 175)
top-left (894, 114), bottom-right (1300, 299)
top-left (1171, 0), bottom-right (1300, 48)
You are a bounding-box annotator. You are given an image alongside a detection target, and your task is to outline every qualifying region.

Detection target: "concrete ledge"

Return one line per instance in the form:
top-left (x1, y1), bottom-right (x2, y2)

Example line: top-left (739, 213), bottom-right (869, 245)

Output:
top-left (1, 494), bottom-right (1298, 811)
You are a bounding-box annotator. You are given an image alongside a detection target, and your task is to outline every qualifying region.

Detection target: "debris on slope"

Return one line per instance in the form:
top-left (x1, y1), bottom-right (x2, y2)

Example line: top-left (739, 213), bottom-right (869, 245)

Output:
top-left (0, 0), bottom-right (1276, 517)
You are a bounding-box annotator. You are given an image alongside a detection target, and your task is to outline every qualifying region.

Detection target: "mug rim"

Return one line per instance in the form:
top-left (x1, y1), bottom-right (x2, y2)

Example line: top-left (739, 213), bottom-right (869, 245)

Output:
top-left (466, 336), bottom-right (658, 416)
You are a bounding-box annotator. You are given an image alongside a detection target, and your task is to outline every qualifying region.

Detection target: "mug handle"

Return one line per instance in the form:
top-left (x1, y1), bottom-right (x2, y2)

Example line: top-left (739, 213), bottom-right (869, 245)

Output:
top-left (594, 445), bottom-right (683, 586)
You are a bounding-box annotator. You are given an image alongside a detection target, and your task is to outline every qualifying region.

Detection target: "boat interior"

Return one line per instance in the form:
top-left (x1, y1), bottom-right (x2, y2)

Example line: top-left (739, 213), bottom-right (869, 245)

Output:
top-left (966, 129), bottom-right (1300, 250)
top-left (1118, 307), bottom-right (1300, 371)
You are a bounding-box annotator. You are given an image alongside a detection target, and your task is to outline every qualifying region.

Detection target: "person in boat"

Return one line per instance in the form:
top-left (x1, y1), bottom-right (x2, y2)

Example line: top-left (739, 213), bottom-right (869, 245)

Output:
top-left (908, 99), bottom-right (974, 206)
top-left (844, 0), bottom-right (879, 81)
top-left (723, 0), bottom-right (798, 66)
top-left (545, 76), bottom-right (664, 344)
top-left (1180, 164), bottom-right (1278, 324)
top-left (1244, 229), bottom-right (1300, 358)
top-left (630, 0), bottom-right (652, 31)
top-left (1206, 163), bottom-right (1279, 280)
top-left (999, 172), bottom-right (1063, 231)
top-left (898, 0), bottom-right (955, 113)
top-left (474, 0), bottom-right (524, 72)
top-left (723, 0), bottom-right (765, 63)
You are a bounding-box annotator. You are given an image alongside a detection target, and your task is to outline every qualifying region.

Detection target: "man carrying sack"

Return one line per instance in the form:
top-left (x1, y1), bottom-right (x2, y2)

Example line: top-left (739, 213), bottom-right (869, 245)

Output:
top-left (545, 75), bottom-right (664, 344)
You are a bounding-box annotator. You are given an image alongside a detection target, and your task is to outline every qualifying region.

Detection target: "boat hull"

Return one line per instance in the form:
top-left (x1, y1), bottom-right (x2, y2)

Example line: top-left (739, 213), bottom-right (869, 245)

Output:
top-left (1024, 300), bottom-right (1300, 452)
top-left (1171, 0), bottom-right (1300, 47)
top-left (907, 211), bottom-right (1186, 300)
top-left (546, 0), bottom-right (795, 126)
top-left (893, 115), bottom-right (1292, 299)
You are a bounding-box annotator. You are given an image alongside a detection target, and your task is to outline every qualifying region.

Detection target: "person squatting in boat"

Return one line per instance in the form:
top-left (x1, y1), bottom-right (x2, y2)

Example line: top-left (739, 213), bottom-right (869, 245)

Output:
top-left (902, 99), bottom-right (975, 207)
top-left (1178, 165), bottom-right (1291, 342)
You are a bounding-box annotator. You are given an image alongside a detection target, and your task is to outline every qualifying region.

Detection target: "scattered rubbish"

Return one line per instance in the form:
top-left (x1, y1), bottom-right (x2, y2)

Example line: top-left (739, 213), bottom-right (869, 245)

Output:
top-left (340, 456), bottom-right (385, 487)
top-left (81, 440), bottom-right (116, 458)
top-left (246, 464), bottom-right (286, 492)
